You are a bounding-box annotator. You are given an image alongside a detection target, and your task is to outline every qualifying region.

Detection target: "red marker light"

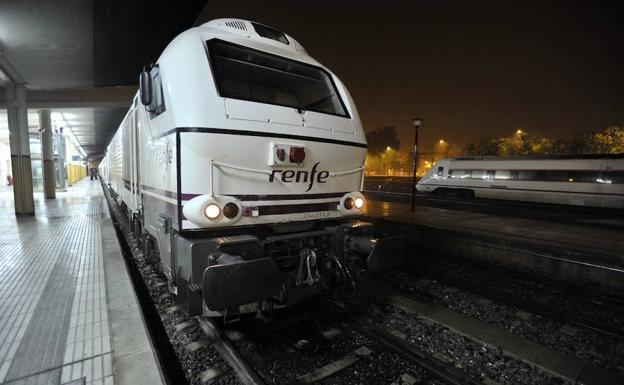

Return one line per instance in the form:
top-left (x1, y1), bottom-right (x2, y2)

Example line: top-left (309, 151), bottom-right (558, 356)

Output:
top-left (289, 146), bottom-right (306, 163)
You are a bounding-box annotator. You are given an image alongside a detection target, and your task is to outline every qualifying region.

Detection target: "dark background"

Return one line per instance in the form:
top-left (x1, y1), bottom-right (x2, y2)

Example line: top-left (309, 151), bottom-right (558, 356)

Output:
top-left (89, 0), bottom-right (624, 155)
top-left (194, 0), bottom-right (624, 154)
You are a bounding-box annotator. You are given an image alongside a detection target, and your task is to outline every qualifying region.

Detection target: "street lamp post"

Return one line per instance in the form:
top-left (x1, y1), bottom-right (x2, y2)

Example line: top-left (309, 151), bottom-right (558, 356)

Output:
top-left (411, 118), bottom-right (423, 212)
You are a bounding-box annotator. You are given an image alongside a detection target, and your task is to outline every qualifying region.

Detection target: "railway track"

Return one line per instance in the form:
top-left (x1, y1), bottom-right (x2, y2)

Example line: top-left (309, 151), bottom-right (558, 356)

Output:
top-left (218, 294), bottom-right (578, 385)
top-left (104, 182), bottom-right (242, 385)
top-left (219, 304), bottom-right (434, 384)
top-left (317, 301), bottom-right (482, 385)
top-left (363, 185), bottom-right (624, 231)
top-left (105, 181), bottom-right (596, 384)
top-left (218, 299), bottom-right (497, 385)
top-left (416, 256), bottom-right (624, 341)
top-left (449, 257), bottom-right (624, 312)
top-left (196, 317), bottom-right (265, 385)
top-left (374, 255), bottom-right (624, 380)
top-left (104, 178), bottom-right (490, 385)
top-left (106, 181), bottom-right (440, 385)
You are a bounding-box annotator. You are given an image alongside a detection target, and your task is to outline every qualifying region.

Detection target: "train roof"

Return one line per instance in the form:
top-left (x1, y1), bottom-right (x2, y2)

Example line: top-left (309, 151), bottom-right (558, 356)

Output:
top-left (157, 18), bottom-right (324, 75)
top-left (198, 18), bottom-right (308, 56)
top-left (451, 153), bottom-right (624, 161)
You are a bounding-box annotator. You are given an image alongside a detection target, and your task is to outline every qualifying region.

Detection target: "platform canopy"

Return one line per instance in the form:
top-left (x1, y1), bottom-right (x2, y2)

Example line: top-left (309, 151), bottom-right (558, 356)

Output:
top-left (0, 0), bottom-right (207, 159)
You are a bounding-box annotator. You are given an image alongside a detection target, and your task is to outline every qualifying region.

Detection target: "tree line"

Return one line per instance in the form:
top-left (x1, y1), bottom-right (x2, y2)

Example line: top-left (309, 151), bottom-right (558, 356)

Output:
top-left (364, 126), bottom-right (404, 175)
top-left (364, 125), bottom-right (624, 157)
top-left (363, 125), bottom-right (623, 175)
top-left (463, 126), bottom-right (624, 156)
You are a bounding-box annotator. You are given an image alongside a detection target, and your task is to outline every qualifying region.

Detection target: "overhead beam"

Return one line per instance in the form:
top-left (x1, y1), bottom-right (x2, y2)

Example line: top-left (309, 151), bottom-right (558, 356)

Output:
top-left (0, 50), bottom-right (25, 84)
top-left (0, 85), bottom-right (137, 108)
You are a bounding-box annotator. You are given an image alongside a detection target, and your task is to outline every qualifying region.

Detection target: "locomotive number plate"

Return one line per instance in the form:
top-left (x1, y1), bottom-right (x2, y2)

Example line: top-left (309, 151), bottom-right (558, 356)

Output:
top-left (301, 211), bottom-right (332, 220)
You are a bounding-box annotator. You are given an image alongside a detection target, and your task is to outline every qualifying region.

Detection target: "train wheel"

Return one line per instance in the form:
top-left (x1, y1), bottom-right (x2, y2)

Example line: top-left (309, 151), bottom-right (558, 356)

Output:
top-left (144, 234), bottom-right (163, 275)
top-left (132, 213), bottom-right (142, 239)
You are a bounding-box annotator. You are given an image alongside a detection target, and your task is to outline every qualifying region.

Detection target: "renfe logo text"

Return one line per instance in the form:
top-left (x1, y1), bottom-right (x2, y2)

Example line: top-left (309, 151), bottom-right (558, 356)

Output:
top-left (269, 162), bottom-right (329, 192)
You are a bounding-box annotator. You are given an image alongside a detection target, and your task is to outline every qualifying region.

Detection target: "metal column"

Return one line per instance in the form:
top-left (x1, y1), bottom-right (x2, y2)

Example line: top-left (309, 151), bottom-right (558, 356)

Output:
top-left (39, 110), bottom-right (56, 199)
top-left (6, 83), bottom-right (34, 214)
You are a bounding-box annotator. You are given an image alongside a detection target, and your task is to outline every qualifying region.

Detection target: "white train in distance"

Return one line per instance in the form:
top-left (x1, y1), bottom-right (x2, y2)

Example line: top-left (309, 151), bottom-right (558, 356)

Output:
top-left (99, 19), bottom-right (404, 320)
top-left (417, 155), bottom-right (624, 209)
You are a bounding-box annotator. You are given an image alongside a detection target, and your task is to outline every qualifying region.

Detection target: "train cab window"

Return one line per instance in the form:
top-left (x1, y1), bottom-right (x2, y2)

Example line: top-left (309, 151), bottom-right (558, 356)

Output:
top-left (436, 167), bottom-right (444, 178)
top-left (486, 170), bottom-right (495, 180)
top-left (208, 40), bottom-right (349, 118)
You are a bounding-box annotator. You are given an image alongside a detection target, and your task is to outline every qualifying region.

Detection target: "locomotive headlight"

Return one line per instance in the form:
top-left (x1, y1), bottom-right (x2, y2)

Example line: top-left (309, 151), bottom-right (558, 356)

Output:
top-left (204, 203), bottom-right (221, 219)
top-left (184, 195), bottom-right (242, 227)
top-left (339, 192), bottom-right (365, 215)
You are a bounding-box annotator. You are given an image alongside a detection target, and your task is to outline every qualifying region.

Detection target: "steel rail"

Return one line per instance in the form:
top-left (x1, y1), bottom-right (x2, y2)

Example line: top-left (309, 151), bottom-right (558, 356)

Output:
top-left (444, 273), bottom-right (624, 339)
top-left (442, 257), bottom-right (624, 309)
top-left (196, 317), bottom-right (266, 385)
top-left (418, 260), bottom-right (624, 340)
top-left (319, 302), bottom-right (481, 385)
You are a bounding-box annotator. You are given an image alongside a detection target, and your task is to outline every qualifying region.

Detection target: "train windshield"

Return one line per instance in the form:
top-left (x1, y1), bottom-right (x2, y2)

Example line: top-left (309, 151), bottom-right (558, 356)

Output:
top-left (208, 40), bottom-right (349, 118)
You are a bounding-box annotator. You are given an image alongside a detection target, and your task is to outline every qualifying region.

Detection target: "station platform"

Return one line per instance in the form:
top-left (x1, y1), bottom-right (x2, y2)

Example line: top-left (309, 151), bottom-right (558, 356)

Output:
top-left (364, 200), bottom-right (624, 291)
top-left (0, 180), bottom-right (163, 385)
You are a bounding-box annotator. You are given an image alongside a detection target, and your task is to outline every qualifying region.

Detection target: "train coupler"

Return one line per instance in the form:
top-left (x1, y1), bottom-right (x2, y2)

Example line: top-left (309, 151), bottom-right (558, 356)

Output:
top-left (295, 248), bottom-right (321, 287)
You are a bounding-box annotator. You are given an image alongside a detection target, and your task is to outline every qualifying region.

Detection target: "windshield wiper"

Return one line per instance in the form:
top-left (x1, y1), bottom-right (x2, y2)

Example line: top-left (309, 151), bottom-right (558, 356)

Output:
top-left (303, 94), bottom-right (335, 109)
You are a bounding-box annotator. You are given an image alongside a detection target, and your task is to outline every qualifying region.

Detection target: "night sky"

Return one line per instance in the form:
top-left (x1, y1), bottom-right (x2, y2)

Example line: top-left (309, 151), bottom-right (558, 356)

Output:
top-left (196, 1), bottom-right (624, 155)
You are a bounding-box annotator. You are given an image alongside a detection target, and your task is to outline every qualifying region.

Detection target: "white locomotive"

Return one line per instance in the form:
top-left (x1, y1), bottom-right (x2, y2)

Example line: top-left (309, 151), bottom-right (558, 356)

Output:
top-left (417, 155), bottom-right (624, 208)
top-left (100, 19), bottom-right (403, 320)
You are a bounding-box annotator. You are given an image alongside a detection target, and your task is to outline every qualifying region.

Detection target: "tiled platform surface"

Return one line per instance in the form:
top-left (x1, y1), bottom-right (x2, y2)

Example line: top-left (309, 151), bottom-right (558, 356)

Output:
top-left (0, 180), bottom-right (163, 385)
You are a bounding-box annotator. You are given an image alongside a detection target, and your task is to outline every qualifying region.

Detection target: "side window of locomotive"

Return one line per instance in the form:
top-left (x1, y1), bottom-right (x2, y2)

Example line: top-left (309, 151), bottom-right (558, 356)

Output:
top-left (436, 167), bottom-right (444, 178)
top-left (471, 169), bottom-right (486, 179)
top-left (449, 169), bottom-right (469, 179)
top-left (494, 170), bottom-right (511, 180)
top-left (207, 39), bottom-right (350, 118)
top-left (608, 171), bottom-right (624, 184)
top-left (148, 67), bottom-right (166, 118)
